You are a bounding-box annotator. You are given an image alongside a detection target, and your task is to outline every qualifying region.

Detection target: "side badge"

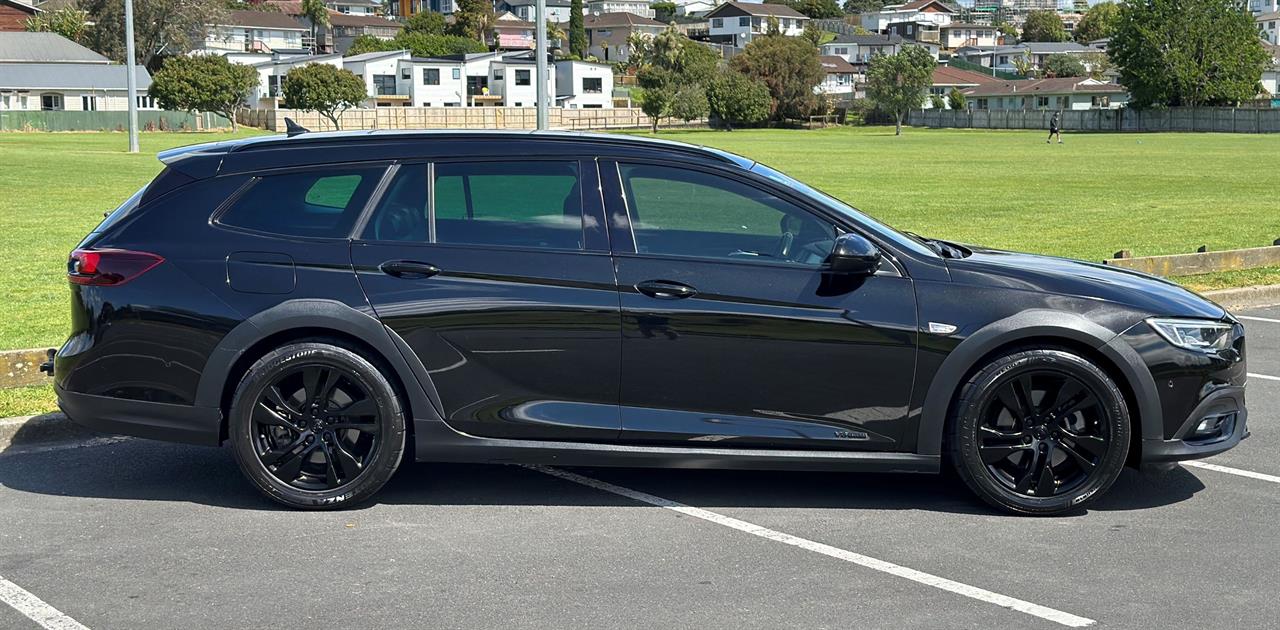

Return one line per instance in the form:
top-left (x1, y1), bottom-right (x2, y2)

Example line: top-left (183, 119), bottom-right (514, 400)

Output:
top-left (927, 322), bottom-right (958, 335)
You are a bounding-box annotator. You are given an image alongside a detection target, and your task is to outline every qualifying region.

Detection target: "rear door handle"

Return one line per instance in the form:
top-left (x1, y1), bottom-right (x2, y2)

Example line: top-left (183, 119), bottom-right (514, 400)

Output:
top-left (379, 260), bottom-right (441, 279)
top-left (635, 280), bottom-right (697, 300)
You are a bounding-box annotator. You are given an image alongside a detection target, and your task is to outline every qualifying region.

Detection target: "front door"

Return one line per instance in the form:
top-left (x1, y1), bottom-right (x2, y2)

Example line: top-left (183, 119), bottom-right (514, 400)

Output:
top-left (603, 161), bottom-right (918, 450)
top-left (352, 158), bottom-right (621, 441)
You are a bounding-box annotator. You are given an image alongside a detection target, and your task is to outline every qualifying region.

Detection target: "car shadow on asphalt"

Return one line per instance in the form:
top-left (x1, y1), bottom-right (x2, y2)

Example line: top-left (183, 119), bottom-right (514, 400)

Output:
top-left (0, 437), bottom-right (1206, 516)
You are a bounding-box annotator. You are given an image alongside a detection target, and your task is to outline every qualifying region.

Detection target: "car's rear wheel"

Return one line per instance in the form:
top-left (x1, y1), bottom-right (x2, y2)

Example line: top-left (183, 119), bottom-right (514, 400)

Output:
top-left (229, 341), bottom-right (405, 509)
top-left (949, 348), bottom-right (1130, 515)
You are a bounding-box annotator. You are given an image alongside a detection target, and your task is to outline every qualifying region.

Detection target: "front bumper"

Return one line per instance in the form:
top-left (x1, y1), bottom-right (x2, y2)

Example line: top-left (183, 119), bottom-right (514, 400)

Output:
top-left (1141, 385), bottom-right (1248, 464)
top-left (56, 383), bottom-right (223, 446)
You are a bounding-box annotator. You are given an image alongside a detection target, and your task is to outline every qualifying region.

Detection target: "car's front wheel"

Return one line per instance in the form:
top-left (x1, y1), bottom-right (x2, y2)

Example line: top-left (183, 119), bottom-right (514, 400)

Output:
top-left (949, 348), bottom-right (1130, 515)
top-left (229, 341), bottom-right (406, 509)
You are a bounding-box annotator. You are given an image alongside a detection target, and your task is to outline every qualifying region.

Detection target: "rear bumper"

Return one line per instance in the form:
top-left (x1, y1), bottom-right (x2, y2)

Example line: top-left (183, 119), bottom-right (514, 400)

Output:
top-left (56, 383), bottom-right (223, 446)
top-left (1140, 385), bottom-right (1247, 464)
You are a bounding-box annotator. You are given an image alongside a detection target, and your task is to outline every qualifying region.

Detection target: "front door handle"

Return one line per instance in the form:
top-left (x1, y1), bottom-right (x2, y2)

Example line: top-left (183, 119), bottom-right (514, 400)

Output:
top-left (635, 280), bottom-right (697, 300)
top-left (379, 260), bottom-right (441, 279)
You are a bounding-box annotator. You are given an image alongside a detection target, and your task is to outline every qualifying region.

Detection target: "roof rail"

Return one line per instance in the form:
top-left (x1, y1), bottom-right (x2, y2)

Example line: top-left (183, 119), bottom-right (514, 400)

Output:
top-left (284, 118), bottom-right (310, 138)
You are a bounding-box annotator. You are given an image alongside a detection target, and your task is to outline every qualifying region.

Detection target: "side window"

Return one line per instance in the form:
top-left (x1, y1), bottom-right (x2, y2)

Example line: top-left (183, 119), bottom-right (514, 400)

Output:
top-left (618, 163), bottom-right (835, 266)
top-left (218, 166), bottom-right (384, 238)
top-left (435, 161), bottom-right (582, 250)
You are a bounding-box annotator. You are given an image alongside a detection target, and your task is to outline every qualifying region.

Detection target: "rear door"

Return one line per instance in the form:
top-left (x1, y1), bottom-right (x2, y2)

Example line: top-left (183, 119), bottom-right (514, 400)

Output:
top-left (351, 158), bottom-right (622, 441)
top-left (602, 159), bottom-right (919, 450)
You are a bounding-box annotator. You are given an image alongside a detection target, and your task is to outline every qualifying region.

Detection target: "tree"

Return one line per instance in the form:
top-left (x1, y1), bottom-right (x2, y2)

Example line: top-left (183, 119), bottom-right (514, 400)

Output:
top-left (730, 34), bottom-right (823, 121)
top-left (1021, 10), bottom-right (1067, 42)
top-left (842, 0), bottom-right (884, 13)
top-left (24, 6), bottom-right (89, 43)
top-left (995, 21), bottom-right (1018, 43)
top-left (769, 0), bottom-right (841, 19)
top-left (947, 86), bottom-right (967, 110)
top-left (404, 10), bottom-right (446, 35)
top-left (345, 33), bottom-right (400, 55)
top-left (301, 0), bottom-right (330, 51)
top-left (706, 71), bottom-right (771, 129)
top-left (1042, 53), bottom-right (1086, 78)
top-left (570, 0), bottom-right (588, 57)
top-left (282, 63), bottom-right (368, 130)
top-left (929, 93), bottom-right (945, 109)
top-left (650, 1), bottom-right (676, 22)
top-left (865, 44), bottom-right (935, 135)
top-left (148, 55), bottom-right (256, 130)
top-left (1109, 0), bottom-right (1268, 107)
top-left (671, 85), bottom-right (709, 123)
top-left (81, 0), bottom-right (226, 70)
top-left (1080, 51), bottom-right (1114, 81)
top-left (449, 0), bottom-right (495, 42)
top-left (637, 85), bottom-right (675, 132)
top-left (1073, 1), bottom-right (1118, 43)
top-left (1011, 50), bottom-right (1036, 77)
top-left (346, 31), bottom-right (487, 57)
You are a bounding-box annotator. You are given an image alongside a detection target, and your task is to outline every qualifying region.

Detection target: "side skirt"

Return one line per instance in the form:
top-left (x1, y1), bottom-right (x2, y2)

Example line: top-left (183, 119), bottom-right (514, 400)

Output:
top-left (412, 419), bottom-right (939, 474)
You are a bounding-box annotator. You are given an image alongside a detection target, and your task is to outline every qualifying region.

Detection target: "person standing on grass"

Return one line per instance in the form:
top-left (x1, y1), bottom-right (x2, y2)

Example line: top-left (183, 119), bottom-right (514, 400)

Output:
top-left (1047, 112), bottom-right (1062, 144)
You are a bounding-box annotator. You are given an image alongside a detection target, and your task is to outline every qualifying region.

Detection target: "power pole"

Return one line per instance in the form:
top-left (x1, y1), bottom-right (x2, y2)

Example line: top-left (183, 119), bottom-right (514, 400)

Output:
top-left (124, 0), bottom-right (139, 153)
top-left (535, 0), bottom-right (548, 130)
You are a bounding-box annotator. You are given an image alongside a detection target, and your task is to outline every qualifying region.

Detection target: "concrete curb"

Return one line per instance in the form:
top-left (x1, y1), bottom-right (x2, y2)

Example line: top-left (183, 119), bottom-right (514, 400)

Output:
top-left (0, 412), bottom-right (104, 453)
top-left (1, 347), bottom-right (53, 389)
top-left (1204, 284), bottom-right (1280, 312)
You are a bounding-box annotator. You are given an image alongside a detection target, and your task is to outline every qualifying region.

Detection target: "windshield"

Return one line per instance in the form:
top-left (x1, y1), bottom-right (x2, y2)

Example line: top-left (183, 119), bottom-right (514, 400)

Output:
top-left (746, 162), bottom-right (939, 259)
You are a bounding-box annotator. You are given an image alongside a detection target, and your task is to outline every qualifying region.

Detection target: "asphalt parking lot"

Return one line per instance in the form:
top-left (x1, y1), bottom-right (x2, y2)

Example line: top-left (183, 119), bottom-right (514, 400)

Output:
top-left (2, 307), bottom-right (1280, 629)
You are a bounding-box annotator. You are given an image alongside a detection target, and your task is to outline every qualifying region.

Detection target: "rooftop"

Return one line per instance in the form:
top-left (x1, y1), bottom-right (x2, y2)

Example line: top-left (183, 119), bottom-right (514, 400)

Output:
top-left (583, 12), bottom-right (667, 28)
top-left (0, 32), bottom-right (109, 64)
top-left (218, 10), bottom-right (309, 30)
top-left (705, 1), bottom-right (808, 19)
top-left (818, 55), bottom-right (856, 73)
top-left (0, 62), bottom-right (152, 90)
top-left (342, 49), bottom-right (410, 63)
top-left (933, 65), bottom-right (1001, 86)
top-left (962, 77), bottom-right (1127, 97)
top-left (827, 32), bottom-right (905, 45)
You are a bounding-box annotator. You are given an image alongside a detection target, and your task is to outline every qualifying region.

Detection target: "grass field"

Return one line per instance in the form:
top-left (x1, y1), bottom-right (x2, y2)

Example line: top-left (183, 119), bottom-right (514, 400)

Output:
top-left (0, 126), bottom-right (1276, 413)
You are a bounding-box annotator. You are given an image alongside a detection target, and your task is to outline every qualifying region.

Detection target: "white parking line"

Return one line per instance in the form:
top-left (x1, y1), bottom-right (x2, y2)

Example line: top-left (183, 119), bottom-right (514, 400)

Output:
top-left (1184, 461), bottom-right (1280, 484)
top-left (1237, 315), bottom-right (1280, 324)
top-left (1250, 373), bottom-right (1280, 382)
top-left (0, 574), bottom-right (90, 630)
top-left (528, 465), bottom-right (1095, 628)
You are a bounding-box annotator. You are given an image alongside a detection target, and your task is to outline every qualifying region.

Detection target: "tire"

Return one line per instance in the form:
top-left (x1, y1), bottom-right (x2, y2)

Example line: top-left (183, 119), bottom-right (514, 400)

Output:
top-left (948, 348), bottom-right (1130, 516)
top-left (229, 341), bottom-right (406, 509)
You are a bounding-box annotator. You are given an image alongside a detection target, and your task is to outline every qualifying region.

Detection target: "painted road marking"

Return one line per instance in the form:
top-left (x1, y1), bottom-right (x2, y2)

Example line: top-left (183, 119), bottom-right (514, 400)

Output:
top-left (1250, 373), bottom-right (1280, 382)
top-left (0, 575), bottom-right (90, 630)
top-left (1237, 315), bottom-right (1280, 324)
top-left (1184, 461), bottom-right (1280, 485)
top-left (528, 465), bottom-right (1095, 628)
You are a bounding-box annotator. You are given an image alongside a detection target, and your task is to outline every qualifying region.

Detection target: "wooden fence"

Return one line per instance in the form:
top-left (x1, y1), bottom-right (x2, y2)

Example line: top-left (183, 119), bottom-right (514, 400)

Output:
top-left (909, 107), bottom-right (1280, 133)
top-left (240, 107), bottom-right (655, 132)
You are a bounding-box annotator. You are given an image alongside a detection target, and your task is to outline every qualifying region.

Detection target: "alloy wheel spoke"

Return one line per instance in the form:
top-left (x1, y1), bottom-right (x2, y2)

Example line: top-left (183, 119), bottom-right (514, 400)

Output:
top-left (996, 383), bottom-right (1030, 420)
top-left (261, 434), bottom-right (308, 466)
top-left (1033, 447), bottom-right (1057, 496)
top-left (254, 401), bottom-right (299, 430)
top-left (1014, 448), bottom-right (1044, 494)
top-left (303, 367), bottom-right (342, 408)
top-left (1062, 429), bottom-right (1108, 457)
top-left (979, 442), bottom-right (1031, 464)
top-left (263, 385), bottom-right (301, 417)
top-left (979, 425), bottom-right (1023, 439)
top-left (1057, 439), bottom-right (1096, 472)
top-left (320, 443), bottom-right (341, 486)
top-left (329, 440), bottom-right (364, 480)
top-left (336, 398), bottom-right (377, 420)
top-left (274, 441), bottom-right (319, 482)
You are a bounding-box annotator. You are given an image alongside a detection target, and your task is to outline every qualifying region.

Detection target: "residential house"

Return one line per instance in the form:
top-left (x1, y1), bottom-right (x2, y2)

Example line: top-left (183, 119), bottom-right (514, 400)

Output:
top-left (588, 0), bottom-right (655, 19)
top-left (677, 0), bottom-right (719, 17)
top-left (939, 22), bottom-right (997, 49)
top-left (0, 0), bottom-right (38, 32)
top-left (264, 1), bottom-right (402, 54)
top-left (201, 10), bottom-right (309, 55)
top-left (499, 0), bottom-right (573, 23)
top-left (582, 12), bottom-right (665, 63)
top-left (815, 55), bottom-right (857, 100)
top-left (862, 0), bottom-right (954, 34)
top-left (821, 33), bottom-right (906, 66)
top-left (1252, 0), bottom-right (1279, 16)
top-left (395, 0), bottom-right (455, 16)
top-left (399, 56), bottom-right (467, 106)
top-left (962, 77), bottom-right (1128, 110)
top-left (491, 11), bottom-right (536, 50)
top-left (555, 59), bottom-right (613, 108)
top-left (1263, 42), bottom-right (1279, 97)
top-left (250, 53), bottom-right (345, 105)
top-left (342, 49), bottom-right (413, 107)
top-left (330, 0), bottom-right (381, 15)
top-left (0, 32), bottom-right (155, 111)
top-left (487, 51), bottom-right (556, 106)
top-left (885, 19), bottom-right (942, 46)
top-left (925, 64), bottom-right (998, 107)
top-left (705, 1), bottom-right (808, 48)
top-left (1260, 12), bottom-right (1279, 46)
top-left (958, 42), bottom-right (1098, 74)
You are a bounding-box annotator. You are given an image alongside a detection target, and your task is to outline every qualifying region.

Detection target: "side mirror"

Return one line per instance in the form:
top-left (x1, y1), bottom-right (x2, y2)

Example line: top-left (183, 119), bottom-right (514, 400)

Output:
top-left (827, 233), bottom-right (882, 275)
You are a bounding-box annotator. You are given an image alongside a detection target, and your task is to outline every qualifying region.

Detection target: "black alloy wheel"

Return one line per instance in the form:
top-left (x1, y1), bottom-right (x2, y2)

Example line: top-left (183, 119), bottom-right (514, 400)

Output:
top-left (230, 341), bottom-right (406, 509)
top-left (950, 348), bottom-right (1130, 515)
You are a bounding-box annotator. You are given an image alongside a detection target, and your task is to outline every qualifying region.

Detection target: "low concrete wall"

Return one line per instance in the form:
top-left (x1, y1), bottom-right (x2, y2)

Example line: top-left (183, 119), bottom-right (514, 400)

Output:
top-left (1103, 245), bottom-right (1280, 276)
top-left (909, 107), bottom-right (1280, 133)
top-left (240, 107), bottom-right (655, 132)
top-left (2, 348), bottom-right (51, 389)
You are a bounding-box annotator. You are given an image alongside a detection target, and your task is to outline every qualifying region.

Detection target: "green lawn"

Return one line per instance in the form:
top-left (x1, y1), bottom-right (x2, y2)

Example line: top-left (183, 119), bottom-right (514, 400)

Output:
top-left (2, 126), bottom-right (1277, 356)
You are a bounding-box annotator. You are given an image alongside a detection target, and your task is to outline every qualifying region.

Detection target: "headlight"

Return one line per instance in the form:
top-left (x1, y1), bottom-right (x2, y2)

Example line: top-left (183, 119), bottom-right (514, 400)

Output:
top-left (1147, 318), bottom-right (1234, 353)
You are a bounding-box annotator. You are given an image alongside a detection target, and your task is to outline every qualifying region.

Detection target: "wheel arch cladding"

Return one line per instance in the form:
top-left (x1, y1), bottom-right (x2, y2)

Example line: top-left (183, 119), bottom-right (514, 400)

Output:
top-left (194, 299), bottom-right (444, 444)
top-left (916, 309), bottom-right (1162, 460)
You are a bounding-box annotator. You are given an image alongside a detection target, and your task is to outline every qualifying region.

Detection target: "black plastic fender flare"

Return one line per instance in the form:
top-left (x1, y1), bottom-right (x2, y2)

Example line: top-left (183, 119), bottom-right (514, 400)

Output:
top-left (915, 310), bottom-right (1161, 456)
top-left (193, 299), bottom-right (446, 443)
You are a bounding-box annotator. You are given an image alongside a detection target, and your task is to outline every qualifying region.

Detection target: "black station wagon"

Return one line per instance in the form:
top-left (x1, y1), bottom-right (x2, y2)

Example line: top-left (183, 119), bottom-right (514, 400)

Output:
top-left (53, 130), bottom-right (1247, 514)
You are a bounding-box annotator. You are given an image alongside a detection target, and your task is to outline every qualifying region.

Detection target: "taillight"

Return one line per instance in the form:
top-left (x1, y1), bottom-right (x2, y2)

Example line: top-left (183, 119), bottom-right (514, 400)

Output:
top-left (68, 248), bottom-right (164, 286)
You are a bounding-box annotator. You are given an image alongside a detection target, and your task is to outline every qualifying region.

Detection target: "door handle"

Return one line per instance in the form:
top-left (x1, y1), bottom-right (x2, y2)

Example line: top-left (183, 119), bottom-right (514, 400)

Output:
top-left (635, 280), bottom-right (697, 300)
top-left (379, 260), bottom-right (441, 279)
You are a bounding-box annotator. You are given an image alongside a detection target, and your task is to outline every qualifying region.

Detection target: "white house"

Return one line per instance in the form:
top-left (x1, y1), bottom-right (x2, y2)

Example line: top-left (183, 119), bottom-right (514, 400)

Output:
top-left (705, 1), bottom-right (809, 48)
top-left (0, 32), bottom-right (156, 112)
top-left (820, 33), bottom-right (907, 65)
top-left (329, 0), bottom-right (381, 14)
top-left (939, 23), bottom-right (997, 49)
top-left (400, 57), bottom-right (467, 107)
top-left (488, 52), bottom-right (556, 107)
top-left (1260, 12), bottom-right (1279, 45)
top-left (815, 55), bottom-right (857, 99)
top-left (555, 60), bottom-right (613, 108)
top-left (581, 12), bottom-right (666, 63)
top-left (588, 0), bottom-right (655, 19)
top-left (1263, 42), bottom-right (1279, 96)
top-left (251, 53), bottom-right (345, 105)
top-left (958, 42), bottom-right (1099, 74)
top-left (862, 0), bottom-right (954, 34)
top-left (1252, 0), bottom-right (1280, 15)
top-left (201, 10), bottom-right (309, 55)
top-left (676, 0), bottom-right (718, 17)
top-left (499, 0), bottom-right (573, 23)
top-left (963, 77), bottom-right (1129, 110)
top-left (342, 49), bottom-right (413, 107)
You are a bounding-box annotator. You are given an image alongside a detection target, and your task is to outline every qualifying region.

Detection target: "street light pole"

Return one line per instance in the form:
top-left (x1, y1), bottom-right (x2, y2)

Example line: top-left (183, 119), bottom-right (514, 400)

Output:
top-left (124, 0), bottom-right (139, 153)
top-left (534, 0), bottom-right (548, 130)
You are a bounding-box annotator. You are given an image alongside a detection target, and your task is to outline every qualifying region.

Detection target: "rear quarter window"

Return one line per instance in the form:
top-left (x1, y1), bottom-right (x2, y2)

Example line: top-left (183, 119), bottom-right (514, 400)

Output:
top-left (217, 166), bottom-right (386, 238)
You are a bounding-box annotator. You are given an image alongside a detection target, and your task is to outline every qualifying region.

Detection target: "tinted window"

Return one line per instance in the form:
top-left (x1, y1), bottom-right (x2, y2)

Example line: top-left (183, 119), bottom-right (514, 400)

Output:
top-left (618, 163), bottom-right (835, 266)
top-left (219, 166), bottom-right (384, 238)
top-left (436, 161), bottom-right (581, 250)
